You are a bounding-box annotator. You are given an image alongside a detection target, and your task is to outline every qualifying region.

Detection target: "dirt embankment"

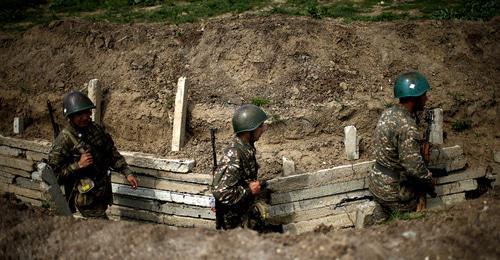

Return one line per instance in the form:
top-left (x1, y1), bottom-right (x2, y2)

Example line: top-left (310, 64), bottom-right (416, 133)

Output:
top-left (0, 15), bottom-right (499, 178)
top-left (1, 187), bottom-right (499, 259)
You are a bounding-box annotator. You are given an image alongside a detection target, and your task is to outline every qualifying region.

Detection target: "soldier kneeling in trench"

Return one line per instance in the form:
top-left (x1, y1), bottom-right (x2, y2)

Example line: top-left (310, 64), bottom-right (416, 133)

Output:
top-left (211, 104), bottom-right (282, 232)
top-left (368, 71), bottom-right (436, 222)
top-left (48, 91), bottom-right (138, 219)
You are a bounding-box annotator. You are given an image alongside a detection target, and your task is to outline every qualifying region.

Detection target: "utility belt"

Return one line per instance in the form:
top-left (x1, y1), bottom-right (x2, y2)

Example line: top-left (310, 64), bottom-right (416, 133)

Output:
top-left (374, 162), bottom-right (402, 180)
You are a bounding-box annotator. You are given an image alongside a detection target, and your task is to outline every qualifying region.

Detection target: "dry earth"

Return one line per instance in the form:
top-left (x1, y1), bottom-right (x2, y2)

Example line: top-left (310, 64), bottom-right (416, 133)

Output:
top-left (1, 187), bottom-right (499, 259)
top-left (0, 15), bottom-right (499, 179)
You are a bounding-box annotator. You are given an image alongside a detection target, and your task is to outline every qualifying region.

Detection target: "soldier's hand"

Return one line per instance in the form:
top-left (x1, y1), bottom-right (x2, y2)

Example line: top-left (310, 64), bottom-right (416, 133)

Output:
top-left (127, 175), bottom-right (138, 190)
top-left (249, 181), bottom-right (261, 196)
top-left (78, 152), bottom-right (93, 168)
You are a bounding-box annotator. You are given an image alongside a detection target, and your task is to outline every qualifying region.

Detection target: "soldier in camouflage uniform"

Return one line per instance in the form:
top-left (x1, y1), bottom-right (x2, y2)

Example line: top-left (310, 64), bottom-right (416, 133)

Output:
top-left (211, 104), bottom-right (271, 231)
top-left (369, 71), bottom-right (435, 219)
top-left (48, 91), bottom-right (138, 218)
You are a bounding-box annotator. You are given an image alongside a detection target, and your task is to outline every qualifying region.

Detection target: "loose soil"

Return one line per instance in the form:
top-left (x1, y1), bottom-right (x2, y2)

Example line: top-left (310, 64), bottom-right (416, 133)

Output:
top-left (1, 187), bottom-right (499, 259)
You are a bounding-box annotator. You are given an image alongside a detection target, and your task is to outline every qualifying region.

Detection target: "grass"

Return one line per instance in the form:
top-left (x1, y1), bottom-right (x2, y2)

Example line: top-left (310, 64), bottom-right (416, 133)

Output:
top-left (388, 210), bottom-right (426, 222)
top-left (251, 97), bottom-right (271, 107)
top-left (1, 0), bottom-right (499, 31)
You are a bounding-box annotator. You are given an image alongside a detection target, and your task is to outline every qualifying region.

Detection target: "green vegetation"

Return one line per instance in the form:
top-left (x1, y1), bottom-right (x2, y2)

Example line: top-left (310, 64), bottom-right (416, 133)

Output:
top-left (452, 119), bottom-right (472, 132)
top-left (1, 0), bottom-right (499, 31)
top-left (250, 97), bottom-right (271, 107)
top-left (388, 210), bottom-right (425, 222)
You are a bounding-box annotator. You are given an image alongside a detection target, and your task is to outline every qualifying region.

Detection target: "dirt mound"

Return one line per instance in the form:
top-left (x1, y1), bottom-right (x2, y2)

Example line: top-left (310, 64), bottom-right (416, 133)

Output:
top-left (1, 187), bottom-right (499, 259)
top-left (0, 15), bottom-right (499, 178)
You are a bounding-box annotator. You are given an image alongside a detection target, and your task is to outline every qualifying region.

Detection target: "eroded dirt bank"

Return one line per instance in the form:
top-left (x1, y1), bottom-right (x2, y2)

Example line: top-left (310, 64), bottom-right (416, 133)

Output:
top-left (0, 15), bottom-right (499, 178)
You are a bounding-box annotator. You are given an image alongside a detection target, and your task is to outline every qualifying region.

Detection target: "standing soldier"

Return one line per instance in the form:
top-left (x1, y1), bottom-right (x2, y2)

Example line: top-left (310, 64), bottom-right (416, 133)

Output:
top-left (211, 104), bottom-right (273, 231)
top-left (48, 90), bottom-right (138, 218)
top-left (369, 71), bottom-right (435, 219)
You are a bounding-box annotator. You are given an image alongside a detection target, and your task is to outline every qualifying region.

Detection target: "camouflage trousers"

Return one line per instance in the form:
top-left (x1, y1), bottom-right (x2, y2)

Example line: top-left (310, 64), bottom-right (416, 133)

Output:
top-left (219, 201), bottom-right (282, 233)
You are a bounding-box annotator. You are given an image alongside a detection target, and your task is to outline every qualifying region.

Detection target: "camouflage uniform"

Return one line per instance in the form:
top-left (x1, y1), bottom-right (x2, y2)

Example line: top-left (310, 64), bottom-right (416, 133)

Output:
top-left (211, 137), bottom-right (264, 230)
top-left (48, 122), bottom-right (132, 218)
top-left (369, 104), bottom-right (432, 216)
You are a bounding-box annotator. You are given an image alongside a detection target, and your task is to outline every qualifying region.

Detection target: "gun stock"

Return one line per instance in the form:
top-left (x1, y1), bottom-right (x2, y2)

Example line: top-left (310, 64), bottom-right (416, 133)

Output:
top-left (47, 101), bottom-right (60, 140)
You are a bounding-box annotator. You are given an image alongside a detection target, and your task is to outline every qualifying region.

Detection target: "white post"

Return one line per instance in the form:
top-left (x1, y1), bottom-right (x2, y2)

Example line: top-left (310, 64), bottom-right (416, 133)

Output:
top-left (282, 156), bottom-right (296, 176)
top-left (88, 79), bottom-right (102, 126)
top-left (171, 77), bottom-right (188, 152)
top-left (344, 125), bottom-right (359, 160)
top-left (430, 108), bottom-right (443, 145)
top-left (13, 117), bottom-right (24, 134)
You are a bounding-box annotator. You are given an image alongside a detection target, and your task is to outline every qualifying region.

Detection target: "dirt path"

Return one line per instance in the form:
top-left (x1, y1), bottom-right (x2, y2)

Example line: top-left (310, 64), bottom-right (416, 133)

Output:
top-left (1, 187), bottom-right (499, 259)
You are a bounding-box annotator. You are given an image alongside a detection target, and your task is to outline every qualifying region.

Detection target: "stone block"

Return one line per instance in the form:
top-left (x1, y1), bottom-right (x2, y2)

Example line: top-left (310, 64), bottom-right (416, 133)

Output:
top-left (26, 151), bottom-right (48, 162)
top-left (111, 173), bottom-right (209, 195)
top-left (127, 166), bottom-right (211, 184)
top-left (435, 179), bottom-right (477, 196)
top-left (427, 193), bottom-right (465, 209)
top-left (0, 165), bottom-right (32, 178)
top-left (494, 151), bottom-right (500, 163)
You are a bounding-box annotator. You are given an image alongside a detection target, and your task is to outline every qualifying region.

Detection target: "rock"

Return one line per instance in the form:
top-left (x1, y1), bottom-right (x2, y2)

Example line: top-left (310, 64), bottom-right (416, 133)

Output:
top-left (402, 230), bottom-right (417, 239)
top-left (494, 151), bottom-right (500, 163)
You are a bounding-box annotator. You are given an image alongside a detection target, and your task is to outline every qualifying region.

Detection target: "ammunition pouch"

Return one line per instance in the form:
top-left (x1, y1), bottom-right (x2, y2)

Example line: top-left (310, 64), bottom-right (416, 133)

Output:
top-left (74, 176), bottom-right (110, 207)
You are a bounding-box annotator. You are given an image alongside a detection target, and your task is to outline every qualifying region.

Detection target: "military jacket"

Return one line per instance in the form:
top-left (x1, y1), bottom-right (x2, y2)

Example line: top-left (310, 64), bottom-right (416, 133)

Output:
top-left (211, 137), bottom-right (259, 226)
top-left (369, 104), bottom-right (431, 202)
top-left (48, 122), bottom-right (132, 185)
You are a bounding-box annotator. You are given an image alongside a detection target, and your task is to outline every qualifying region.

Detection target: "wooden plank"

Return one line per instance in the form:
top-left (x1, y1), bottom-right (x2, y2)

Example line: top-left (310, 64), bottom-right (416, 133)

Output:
top-left (0, 135), bottom-right (51, 153)
top-left (111, 174), bottom-right (210, 195)
top-left (16, 195), bottom-right (43, 207)
top-left (283, 201), bottom-right (376, 234)
top-left (14, 176), bottom-right (42, 191)
top-left (25, 151), bottom-right (48, 162)
top-left (436, 167), bottom-right (486, 185)
top-left (0, 166), bottom-right (31, 178)
top-left (0, 155), bottom-right (34, 172)
top-left (113, 194), bottom-right (215, 219)
top-left (108, 205), bottom-right (214, 228)
top-left (268, 160), bottom-right (374, 194)
top-left (128, 167), bottom-right (211, 185)
top-left (272, 199), bottom-right (371, 224)
top-left (111, 183), bottom-right (212, 207)
top-left (0, 145), bottom-right (23, 157)
top-left (8, 184), bottom-right (43, 200)
top-left (427, 193), bottom-right (465, 210)
top-left (121, 151), bottom-right (195, 173)
top-left (435, 179), bottom-right (477, 196)
top-left (270, 178), bottom-right (369, 205)
top-left (269, 190), bottom-right (370, 219)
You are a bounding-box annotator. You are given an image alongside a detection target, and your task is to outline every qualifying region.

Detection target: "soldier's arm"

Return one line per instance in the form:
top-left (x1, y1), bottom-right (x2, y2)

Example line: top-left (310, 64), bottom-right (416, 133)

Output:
top-left (212, 149), bottom-right (252, 207)
top-left (48, 134), bottom-right (81, 180)
top-left (398, 125), bottom-right (431, 181)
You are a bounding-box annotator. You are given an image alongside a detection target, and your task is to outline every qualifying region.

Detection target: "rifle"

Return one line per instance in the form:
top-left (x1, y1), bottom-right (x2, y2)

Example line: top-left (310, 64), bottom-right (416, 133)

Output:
top-left (416, 109), bottom-right (437, 212)
top-left (47, 101), bottom-right (60, 140)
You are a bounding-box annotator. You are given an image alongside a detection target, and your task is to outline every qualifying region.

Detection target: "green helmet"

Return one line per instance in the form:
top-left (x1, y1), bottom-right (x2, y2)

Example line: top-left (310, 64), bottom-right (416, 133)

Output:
top-left (63, 91), bottom-right (95, 117)
top-left (394, 71), bottom-right (431, 98)
top-left (232, 104), bottom-right (268, 134)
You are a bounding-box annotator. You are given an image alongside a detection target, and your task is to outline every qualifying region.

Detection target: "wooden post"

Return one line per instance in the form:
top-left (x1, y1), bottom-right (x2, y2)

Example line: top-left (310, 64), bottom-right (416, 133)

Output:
top-left (344, 125), bottom-right (359, 160)
top-left (430, 108), bottom-right (443, 145)
top-left (88, 79), bottom-right (102, 125)
top-left (13, 117), bottom-right (24, 134)
top-left (282, 156), bottom-right (296, 176)
top-left (171, 77), bottom-right (188, 152)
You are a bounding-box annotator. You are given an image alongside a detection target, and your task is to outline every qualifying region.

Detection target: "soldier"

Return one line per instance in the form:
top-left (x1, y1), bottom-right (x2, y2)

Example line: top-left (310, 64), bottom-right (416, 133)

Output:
top-left (48, 90), bottom-right (138, 218)
top-left (211, 104), bottom-right (273, 231)
top-left (368, 71), bottom-right (435, 219)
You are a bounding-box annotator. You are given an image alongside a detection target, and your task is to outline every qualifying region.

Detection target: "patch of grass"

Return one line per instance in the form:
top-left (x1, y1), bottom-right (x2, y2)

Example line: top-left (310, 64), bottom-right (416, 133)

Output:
top-left (251, 97), bottom-right (271, 107)
top-left (430, 0), bottom-right (500, 21)
top-left (452, 119), bottom-right (472, 132)
top-left (388, 210), bottom-right (425, 222)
